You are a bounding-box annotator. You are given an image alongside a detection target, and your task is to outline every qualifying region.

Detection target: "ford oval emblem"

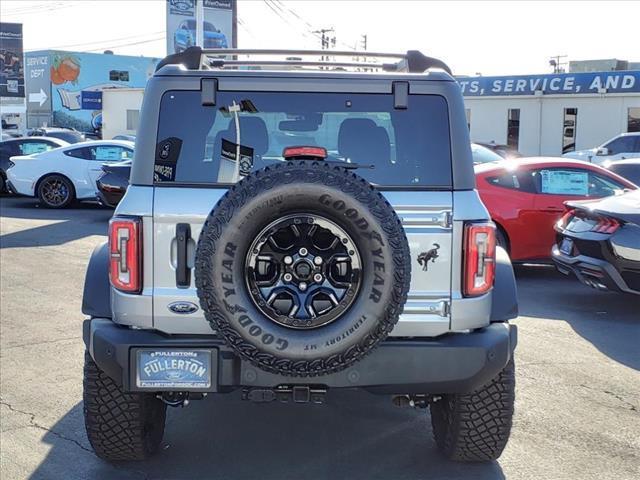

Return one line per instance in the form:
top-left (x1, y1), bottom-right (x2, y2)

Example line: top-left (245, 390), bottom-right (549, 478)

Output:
top-left (168, 301), bottom-right (199, 315)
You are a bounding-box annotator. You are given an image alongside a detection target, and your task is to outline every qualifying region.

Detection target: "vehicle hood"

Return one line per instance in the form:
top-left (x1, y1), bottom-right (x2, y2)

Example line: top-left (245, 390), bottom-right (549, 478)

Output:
top-left (566, 190), bottom-right (640, 226)
top-left (563, 149), bottom-right (597, 160)
top-left (204, 30), bottom-right (225, 39)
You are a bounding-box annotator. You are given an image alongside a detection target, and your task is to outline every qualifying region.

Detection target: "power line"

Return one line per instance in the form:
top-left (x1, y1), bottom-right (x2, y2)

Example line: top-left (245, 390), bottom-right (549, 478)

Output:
top-left (2, 2), bottom-right (72, 16)
top-left (273, 0), bottom-right (314, 30)
top-left (237, 17), bottom-right (258, 41)
top-left (261, 0), bottom-right (316, 41)
top-left (86, 36), bottom-right (165, 53)
top-left (272, 0), bottom-right (356, 51)
top-left (27, 31), bottom-right (165, 53)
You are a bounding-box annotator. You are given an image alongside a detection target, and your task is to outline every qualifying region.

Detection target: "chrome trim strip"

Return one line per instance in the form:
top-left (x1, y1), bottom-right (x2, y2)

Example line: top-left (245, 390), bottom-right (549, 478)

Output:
top-left (396, 209), bottom-right (452, 229)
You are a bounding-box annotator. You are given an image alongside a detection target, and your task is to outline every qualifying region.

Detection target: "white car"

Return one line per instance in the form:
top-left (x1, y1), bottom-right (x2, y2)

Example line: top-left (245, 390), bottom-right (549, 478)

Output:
top-left (7, 140), bottom-right (134, 208)
top-left (563, 132), bottom-right (640, 165)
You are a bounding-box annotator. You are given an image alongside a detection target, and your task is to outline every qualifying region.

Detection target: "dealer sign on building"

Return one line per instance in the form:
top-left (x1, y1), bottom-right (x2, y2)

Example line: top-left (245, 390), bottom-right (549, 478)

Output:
top-left (0, 22), bottom-right (25, 98)
top-left (459, 71), bottom-right (640, 97)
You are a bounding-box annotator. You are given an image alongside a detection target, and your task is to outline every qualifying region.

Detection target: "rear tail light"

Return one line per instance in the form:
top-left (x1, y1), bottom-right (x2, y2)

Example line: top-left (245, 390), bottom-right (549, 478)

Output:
top-left (592, 216), bottom-right (620, 234)
top-left (283, 146), bottom-right (327, 160)
top-left (557, 208), bottom-right (576, 230)
top-left (463, 222), bottom-right (496, 297)
top-left (109, 217), bottom-right (142, 293)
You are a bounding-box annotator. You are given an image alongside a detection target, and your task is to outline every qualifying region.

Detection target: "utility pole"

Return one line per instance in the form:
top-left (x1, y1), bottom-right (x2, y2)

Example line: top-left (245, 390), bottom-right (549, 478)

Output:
top-left (359, 34), bottom-right (369, 71)
top-left (312, 28), bottom-right (335, 66)
top-left (195, 0), bottom-right (204, 48)
top-left (549, 55), bottom-right (567, 74)
top-left (360, 34), bottom-right (367, 51)
top-left (313, 28), bottom-right (335, 50)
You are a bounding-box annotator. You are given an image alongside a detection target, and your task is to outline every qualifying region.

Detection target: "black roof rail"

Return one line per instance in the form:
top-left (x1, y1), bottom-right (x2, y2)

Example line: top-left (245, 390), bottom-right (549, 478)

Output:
top-left (155, 46), bottom-right (203, 72)
top-left (155, 47), bottom-right (452, 75)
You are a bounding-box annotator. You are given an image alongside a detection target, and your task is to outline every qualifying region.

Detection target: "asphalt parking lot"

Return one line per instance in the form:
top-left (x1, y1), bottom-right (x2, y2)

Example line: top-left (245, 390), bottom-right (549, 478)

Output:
top-left (0, 196), bottom-right (638, 480)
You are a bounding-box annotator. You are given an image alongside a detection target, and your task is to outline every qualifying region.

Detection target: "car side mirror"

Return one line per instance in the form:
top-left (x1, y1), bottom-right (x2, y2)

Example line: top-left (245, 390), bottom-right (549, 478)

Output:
top-left (596, 147), bottom-right (609, 156)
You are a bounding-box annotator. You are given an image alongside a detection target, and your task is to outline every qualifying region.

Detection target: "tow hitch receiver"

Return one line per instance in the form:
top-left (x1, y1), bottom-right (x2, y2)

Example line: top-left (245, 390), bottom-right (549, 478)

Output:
top-left (242, 386), bottom-right (327, 404)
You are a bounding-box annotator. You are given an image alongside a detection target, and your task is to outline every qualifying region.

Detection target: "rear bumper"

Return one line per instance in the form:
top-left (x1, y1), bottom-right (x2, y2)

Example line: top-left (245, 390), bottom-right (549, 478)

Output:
top-left (5, 180), bottom-right (17, 194)
top-left (95, 188), bottom-right (120, 208)
top-left (552, 245), bottom-right (640, 295)
top-left (84, 318), bottom-right (517, 395)
top-left (5, 176), bottom-right (33, 196)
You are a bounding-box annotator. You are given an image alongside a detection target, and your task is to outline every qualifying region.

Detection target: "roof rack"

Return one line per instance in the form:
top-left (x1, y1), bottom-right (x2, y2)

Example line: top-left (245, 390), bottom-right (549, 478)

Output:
top-left (155, 47), bottom-right (452, 75)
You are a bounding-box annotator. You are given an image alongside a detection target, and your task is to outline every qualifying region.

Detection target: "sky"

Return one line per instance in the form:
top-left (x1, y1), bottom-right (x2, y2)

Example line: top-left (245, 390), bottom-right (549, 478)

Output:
top-left (2, 0), bottom-right (640, 76)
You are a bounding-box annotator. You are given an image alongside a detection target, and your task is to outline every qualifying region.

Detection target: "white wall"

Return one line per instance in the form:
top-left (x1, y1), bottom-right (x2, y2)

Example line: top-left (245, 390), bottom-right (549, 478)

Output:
top-left (464, 93), bottom-right (640, 156)
top-left (102, 89), bottom-right (144, 140)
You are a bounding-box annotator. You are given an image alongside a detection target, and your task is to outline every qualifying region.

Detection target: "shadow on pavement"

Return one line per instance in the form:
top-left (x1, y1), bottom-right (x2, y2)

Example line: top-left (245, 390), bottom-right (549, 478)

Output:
top-left (31, 392), bottom-right (506, 480)
top-left (515, 265), bottom-right (640, 370)
top-left (0, 198), bottom-right (112, 249)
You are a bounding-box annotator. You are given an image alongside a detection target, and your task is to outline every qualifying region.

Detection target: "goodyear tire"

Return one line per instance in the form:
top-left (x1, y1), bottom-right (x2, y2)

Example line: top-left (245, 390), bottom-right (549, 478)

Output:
top-left (431, 358), bottom-right (516, 462)
top-left (83, 352), bottom-right (166, 461)
top-left (195, 161), bottom-right (411, 377)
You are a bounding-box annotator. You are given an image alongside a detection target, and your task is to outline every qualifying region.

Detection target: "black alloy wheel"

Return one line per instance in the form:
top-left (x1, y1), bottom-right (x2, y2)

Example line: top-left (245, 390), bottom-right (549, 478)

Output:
top-left (246, 213), bottom-right (362, 330)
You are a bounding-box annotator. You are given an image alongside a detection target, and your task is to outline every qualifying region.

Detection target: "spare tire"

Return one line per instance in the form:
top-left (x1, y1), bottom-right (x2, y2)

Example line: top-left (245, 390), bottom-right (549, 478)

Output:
top-left (195, 161), bottom-right (411, 377)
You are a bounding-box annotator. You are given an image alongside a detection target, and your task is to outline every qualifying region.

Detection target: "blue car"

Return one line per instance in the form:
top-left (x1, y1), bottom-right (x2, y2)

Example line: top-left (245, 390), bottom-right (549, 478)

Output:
top-left (173, 20), bottom-right (228, 52)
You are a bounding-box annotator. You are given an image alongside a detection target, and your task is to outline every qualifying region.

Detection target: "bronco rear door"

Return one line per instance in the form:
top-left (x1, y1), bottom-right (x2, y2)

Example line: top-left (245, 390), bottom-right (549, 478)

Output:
top-left (151, 83), bottom-right (454, 337)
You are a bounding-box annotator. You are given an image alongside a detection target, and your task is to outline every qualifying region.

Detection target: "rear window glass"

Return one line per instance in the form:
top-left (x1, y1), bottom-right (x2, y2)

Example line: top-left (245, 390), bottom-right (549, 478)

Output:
top-left (609, 164), bottom-right (640, 185)
top-left (155, 90), bottom-right (452, 188)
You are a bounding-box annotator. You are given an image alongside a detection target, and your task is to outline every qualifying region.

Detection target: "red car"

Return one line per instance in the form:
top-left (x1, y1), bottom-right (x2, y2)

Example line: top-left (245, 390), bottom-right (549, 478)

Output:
top-left (475, 158), bottom-right (637, 262)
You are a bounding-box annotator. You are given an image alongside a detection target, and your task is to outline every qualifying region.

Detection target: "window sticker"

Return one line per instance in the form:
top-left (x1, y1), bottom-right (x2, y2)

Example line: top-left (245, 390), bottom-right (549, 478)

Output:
top-left (20, 143), bottom-right (50, 155)
top-left (154, 164), bottom-right (175, 182)
top-left (154, 137), bottom-right (182, 182)
top-left (221, 138), bottom-right (254, 177)
top-left (95, 146), bottom-right (122, 161)
top-left (540, 169), bottom-right (588, 195)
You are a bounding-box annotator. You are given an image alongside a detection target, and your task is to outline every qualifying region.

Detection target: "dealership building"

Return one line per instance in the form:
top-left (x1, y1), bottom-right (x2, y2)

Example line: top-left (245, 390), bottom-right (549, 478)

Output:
top-left (23, 50), bottom-right (159, 135)
top-left (461, 68), bottom-right (640, 156)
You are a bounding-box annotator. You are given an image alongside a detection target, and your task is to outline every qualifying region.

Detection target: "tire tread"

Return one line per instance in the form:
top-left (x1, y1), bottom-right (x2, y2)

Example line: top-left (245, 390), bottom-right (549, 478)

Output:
top-left (83, 352), bottom-right (166, 461)
top-left (431, 358), bottom-right (515, 462)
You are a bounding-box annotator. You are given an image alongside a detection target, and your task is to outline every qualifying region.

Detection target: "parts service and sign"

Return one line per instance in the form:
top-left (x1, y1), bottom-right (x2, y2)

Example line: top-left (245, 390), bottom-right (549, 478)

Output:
top-left (459, 71), bottom-right (640, 97)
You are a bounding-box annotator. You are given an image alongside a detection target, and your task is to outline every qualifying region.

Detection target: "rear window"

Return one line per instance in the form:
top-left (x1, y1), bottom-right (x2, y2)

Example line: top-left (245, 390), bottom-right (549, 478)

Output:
top-left (609, 164), bottom-right (640, 186)
top-left (48, 131), bottom-right (84, 143)
top-left (155, 90), bottom-right (452, 188)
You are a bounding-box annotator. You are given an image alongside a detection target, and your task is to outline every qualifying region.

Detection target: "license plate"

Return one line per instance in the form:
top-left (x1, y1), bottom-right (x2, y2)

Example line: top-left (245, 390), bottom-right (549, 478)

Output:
top-left (136, 349), bottom-right (211, 389)
top-left (560, 237), bottom-right (574, 256)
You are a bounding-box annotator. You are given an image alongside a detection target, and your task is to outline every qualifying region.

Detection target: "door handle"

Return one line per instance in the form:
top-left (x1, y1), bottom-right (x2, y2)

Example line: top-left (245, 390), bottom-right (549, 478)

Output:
top-left (542, 207), bottom-right (563, 213)
top-left (176, 223), bottom-right (191, 287)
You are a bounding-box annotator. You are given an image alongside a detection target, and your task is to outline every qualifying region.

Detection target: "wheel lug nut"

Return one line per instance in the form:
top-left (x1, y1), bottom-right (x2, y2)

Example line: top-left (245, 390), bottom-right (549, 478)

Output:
top-left (313, 256), bottom-right (323, 265)
top-left (299, 248), bottom-right (308, 257)
top-left (283, 273), bottom-right (293, 282)
top-left (299, 282), bottom-right (307, 291)
top-left (284, 256), bottom-right (293, 265)
top-left (313, 273), bottom-right (323, 283)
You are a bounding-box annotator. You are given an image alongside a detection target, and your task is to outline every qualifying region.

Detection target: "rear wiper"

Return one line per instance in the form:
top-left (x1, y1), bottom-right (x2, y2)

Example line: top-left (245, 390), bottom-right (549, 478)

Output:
top-left (322, 161), bottom-right (375, 170)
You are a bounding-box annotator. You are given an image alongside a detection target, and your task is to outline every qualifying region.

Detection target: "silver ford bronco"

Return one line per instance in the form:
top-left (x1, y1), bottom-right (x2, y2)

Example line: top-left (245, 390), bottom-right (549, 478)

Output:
top-left (82, 48), bottom-right (518, 462)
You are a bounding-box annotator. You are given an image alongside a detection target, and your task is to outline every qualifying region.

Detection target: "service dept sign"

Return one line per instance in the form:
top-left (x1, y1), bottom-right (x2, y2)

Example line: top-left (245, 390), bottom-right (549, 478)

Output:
top-left (459, 71), bottom-right (640, 97)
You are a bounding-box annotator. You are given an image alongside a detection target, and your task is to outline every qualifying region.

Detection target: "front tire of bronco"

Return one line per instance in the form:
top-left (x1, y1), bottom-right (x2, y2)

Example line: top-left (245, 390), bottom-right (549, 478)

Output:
top-left (83, 352), bottom-right (167, 461)
top-left (430, 358), bottom-right (515, 462)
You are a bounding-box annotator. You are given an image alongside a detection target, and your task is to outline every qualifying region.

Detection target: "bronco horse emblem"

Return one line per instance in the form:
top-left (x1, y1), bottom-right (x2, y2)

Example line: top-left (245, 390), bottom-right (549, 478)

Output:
top-left (417, 243), bottom-right (440, 272)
